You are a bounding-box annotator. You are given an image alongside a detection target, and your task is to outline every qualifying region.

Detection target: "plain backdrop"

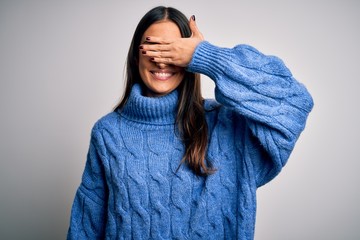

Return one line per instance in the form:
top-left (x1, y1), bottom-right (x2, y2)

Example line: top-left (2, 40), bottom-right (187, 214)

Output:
top-left (1, 0), bottom-right (359, 239)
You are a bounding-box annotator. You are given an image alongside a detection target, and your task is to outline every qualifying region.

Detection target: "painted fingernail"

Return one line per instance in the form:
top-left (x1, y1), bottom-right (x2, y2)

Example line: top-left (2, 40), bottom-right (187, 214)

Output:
top-left (142, 51), bottom-right (146, 54)
top-left (192, 15), bottom-right (196, 21)
top-left (139, 45), bottom-right (143, 49)
top-left (146, 37), bottom-right (150, 41)
top-left (150, 57), bottom-right (154, 61)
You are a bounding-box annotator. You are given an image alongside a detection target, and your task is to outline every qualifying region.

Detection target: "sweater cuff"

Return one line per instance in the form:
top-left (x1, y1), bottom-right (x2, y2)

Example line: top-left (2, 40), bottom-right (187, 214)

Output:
top-left (187, 41), bottom-right (231, 80)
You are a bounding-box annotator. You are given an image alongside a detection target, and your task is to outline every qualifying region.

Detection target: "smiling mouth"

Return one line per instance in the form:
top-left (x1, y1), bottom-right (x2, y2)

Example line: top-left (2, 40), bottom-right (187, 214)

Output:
top-left (151, 71), bottom-right (175, 80)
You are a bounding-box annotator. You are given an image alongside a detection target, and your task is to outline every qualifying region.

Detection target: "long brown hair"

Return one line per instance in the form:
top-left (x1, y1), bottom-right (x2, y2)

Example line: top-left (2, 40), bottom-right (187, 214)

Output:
top-left (114, 6), bottom-right (214, 175)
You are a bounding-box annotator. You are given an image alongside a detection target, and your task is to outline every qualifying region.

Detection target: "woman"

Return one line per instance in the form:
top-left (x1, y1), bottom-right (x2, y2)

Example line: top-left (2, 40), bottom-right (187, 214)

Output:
top-left (67, 6), bottom-right (313, 240)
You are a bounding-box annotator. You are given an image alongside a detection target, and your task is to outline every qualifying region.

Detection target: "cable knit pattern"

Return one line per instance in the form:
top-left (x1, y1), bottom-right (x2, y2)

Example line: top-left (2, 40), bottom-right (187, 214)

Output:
top-left (67, 41), bottom-right (313, 239)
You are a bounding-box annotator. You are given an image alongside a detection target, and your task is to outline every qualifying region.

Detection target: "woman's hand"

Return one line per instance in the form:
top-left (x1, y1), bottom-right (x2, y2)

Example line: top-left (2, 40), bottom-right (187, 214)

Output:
top-left (140, 16), bottom-right (204, 67)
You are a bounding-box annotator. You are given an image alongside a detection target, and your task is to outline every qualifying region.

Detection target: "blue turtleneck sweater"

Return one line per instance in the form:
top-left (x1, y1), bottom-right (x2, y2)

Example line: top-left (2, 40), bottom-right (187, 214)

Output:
top-left (67, 41), bottom-right (313, 239)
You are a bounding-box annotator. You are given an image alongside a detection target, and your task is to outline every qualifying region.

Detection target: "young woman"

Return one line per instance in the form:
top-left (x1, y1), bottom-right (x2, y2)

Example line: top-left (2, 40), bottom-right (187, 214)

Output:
top-left (67, 6), bottom-right (313, 240)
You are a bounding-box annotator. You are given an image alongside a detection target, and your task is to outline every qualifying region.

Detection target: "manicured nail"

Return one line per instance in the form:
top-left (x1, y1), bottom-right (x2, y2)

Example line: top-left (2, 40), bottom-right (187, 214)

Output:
top-left (150, 57), bottom-right (154, 61)
top-left (139, 45), bottom-right (143, 49)
top-left (191, 15), bottom-right (196, 21)
top-left (146, 37), bottom-right (150, 41)
top-left (142, 51), bottom-right (146, 54)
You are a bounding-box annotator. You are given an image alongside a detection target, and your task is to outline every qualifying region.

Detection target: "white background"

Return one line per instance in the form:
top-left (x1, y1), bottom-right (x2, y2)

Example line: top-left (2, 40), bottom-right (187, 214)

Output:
top-left (1, 0), bottom-right (359, 239)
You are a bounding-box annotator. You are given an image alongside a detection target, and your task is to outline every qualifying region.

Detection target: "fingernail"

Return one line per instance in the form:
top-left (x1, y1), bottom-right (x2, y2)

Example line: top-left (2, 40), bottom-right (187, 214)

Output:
top-left (191, 15), bottom-right (196, 21)
top-left (142, 51), bottom-right (146, 54)
top-left (150, 57), bottom-right (154, 61)
top-left (139, 45), bottom-right (143, 49)
top-left (146, 37), bottom-right (150, 41)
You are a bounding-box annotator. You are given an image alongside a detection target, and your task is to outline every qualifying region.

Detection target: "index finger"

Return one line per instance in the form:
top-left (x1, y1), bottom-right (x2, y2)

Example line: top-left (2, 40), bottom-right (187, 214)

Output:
top-left (144, 36), bottom-right (173, 44)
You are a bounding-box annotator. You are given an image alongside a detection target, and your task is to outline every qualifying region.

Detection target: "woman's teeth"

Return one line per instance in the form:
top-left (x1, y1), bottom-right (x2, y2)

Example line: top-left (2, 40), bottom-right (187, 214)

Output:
top-left (153, 72), bottom-right (173, 79)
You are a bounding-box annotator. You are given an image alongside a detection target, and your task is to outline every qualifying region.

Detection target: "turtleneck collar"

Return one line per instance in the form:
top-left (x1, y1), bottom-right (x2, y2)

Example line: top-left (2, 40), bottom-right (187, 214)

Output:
top-left (118, 84), bottom-right (179, 126)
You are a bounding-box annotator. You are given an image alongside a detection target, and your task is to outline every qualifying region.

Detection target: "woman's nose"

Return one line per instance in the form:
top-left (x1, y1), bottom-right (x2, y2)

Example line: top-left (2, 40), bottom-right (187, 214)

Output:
top-left (156, 62), bottom-right (167, 69)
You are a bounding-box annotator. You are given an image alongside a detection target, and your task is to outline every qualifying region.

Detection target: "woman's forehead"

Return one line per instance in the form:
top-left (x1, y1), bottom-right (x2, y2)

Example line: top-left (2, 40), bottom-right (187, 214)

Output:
top-left (142, 20), bottom-right (181, 40)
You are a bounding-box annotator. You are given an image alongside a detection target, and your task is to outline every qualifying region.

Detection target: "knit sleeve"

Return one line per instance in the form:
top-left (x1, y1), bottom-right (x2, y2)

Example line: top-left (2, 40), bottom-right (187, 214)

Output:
top-left (187, 41), bottom-right (314, 187)
top-left (67, 124), bottom-right (108, 239)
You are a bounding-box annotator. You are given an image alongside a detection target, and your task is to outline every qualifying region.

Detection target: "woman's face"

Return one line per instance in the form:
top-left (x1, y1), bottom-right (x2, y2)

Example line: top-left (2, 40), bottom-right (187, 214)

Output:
top-left (138, 20), bottom-right (185, 97)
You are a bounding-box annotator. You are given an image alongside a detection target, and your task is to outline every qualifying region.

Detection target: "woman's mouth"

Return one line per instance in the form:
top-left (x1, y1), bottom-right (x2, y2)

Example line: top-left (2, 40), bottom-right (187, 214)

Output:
top-left (151, 71), bottom-right (175, 81)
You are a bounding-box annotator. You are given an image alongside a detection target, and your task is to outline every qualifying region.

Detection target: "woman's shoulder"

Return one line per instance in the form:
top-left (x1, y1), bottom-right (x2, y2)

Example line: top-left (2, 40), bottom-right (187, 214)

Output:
top-left (203, 98), bottom-right (238, 122)
top-left (203, 98), bottom-right (221, 111)
top-left (92, 110), bottom-right (121, 133)
top-left (203, 98), bottom-right (246, 128)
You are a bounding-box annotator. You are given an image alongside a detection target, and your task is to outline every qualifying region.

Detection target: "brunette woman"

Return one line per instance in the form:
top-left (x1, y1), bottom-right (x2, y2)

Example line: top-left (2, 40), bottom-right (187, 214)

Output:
top-left (67, 6), bottom-right (313, 240)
